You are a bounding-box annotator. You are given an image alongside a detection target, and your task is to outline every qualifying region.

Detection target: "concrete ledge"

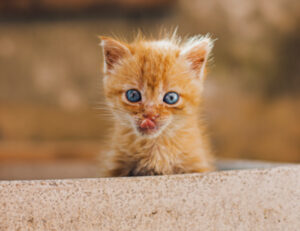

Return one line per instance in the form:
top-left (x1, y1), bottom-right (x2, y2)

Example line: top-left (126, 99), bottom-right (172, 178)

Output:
top-left (1, 166), bottom-right (300, 230)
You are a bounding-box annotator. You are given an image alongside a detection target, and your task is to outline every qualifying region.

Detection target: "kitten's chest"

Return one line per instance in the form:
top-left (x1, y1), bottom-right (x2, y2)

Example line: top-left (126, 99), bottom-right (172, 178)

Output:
top-left (121, 139), bottom-right (185, 176)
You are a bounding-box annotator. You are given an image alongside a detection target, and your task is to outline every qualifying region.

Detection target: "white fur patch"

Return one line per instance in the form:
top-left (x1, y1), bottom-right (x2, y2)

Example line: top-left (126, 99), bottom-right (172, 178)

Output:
top-left (147, 40), bottom-right (176, 49)
top-left (181, 35), bottom-right (214, 56)
top-left (180, 35), bottom-right (215, 79)
top-left (100, 40), bottom-right (108, 74)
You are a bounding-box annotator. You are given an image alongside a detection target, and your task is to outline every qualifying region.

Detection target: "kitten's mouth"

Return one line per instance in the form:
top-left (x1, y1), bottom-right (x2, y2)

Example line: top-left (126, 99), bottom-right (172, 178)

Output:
top-left (137, 118), bottom-right (159, 135)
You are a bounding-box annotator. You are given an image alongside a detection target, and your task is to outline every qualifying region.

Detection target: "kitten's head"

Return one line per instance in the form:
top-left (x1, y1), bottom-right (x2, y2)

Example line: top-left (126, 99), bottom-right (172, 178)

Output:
top-left (100, 34), bottom-right (213, 138)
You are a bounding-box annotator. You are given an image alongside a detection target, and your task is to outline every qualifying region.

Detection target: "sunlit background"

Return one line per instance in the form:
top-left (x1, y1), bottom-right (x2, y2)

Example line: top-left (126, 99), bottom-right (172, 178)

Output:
top-left (0, 0), bottom-right (299, 179)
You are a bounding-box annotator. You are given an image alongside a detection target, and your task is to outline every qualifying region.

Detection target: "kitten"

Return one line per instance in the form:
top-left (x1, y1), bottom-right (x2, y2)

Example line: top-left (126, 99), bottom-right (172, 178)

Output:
top-left (99, 33), bottom-right (215, 176)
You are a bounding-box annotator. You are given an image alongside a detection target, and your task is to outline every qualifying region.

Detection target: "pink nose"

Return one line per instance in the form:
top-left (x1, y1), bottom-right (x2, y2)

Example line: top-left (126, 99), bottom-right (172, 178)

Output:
top-left (142, 113), bottom-right (159, 121)
top-left (140, 118), bottom-right (156, 129)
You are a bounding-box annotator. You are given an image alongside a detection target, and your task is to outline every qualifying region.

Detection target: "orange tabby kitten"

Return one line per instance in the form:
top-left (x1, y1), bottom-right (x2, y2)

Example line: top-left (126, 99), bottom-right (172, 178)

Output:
top-left (99, 33), bottom-right (214, 176)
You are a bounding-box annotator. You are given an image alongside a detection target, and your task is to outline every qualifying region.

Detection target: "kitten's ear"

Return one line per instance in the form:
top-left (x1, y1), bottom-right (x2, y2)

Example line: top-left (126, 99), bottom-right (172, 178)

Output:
top-left (99, 36), bottom-right (130, 73)
top-left (180, 36), bottom-right (214, 79)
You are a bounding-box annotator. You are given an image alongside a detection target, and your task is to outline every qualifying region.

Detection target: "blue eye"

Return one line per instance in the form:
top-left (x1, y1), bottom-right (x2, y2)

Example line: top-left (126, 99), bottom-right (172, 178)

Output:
top-left (126, 89), bottom-right (141, 102)
top-left (163, 92), bottom-right (179, 105)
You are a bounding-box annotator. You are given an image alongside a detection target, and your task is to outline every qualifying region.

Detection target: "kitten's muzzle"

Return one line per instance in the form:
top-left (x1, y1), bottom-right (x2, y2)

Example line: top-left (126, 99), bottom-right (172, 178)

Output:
top-left (140, 118), bottom-right (156, 129)
top-left (138, 113), bottom-right (160, 134)
top-left (142, 112), bottom-right (159, 121)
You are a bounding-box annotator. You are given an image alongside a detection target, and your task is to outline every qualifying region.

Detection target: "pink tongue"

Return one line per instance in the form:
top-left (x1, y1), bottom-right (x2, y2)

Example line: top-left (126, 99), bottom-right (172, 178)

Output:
top-left (140, 119), bottom-right (156, 129)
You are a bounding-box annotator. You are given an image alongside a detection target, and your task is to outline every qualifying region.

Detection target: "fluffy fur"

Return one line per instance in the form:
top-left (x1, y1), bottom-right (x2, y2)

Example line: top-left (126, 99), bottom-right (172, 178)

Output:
top-left (99, 33), bottom-right (215, 176)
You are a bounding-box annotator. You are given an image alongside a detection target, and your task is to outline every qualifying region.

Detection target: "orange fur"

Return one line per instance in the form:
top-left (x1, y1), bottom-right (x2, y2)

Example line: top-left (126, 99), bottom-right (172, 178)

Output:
top-left (99, 33), bottom-right (215, 176)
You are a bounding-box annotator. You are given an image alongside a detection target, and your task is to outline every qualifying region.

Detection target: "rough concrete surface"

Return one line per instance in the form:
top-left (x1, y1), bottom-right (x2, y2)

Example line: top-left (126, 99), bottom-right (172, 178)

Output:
top-left (0, 166), bottom-right (300, 230)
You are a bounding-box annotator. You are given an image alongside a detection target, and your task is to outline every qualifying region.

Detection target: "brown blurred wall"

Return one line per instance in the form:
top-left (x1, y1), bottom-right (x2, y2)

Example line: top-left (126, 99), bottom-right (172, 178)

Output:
top-left (0, 0), bottom-right (299, 163)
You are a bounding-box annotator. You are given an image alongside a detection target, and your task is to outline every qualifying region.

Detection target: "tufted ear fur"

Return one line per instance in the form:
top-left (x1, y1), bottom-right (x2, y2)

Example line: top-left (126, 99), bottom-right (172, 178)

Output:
top-left (99, 36), bottom-right (130, 73)
top-left (180, 36), bottom-right (214, 79)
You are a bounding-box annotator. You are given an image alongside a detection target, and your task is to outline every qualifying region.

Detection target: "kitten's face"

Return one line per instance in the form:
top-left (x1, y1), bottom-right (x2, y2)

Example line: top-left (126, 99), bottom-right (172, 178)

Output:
top-left (101, 37), bottom-right (212, 138)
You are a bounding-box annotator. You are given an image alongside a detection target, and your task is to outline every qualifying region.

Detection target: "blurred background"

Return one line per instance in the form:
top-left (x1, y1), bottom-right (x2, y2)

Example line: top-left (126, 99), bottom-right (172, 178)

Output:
top-left (0, 0), bottom-right (299, 179)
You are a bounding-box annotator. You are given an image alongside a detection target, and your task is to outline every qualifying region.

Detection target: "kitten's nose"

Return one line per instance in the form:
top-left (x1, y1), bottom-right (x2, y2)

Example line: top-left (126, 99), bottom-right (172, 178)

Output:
top-left (142, 112), bottom-right (159, 121)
